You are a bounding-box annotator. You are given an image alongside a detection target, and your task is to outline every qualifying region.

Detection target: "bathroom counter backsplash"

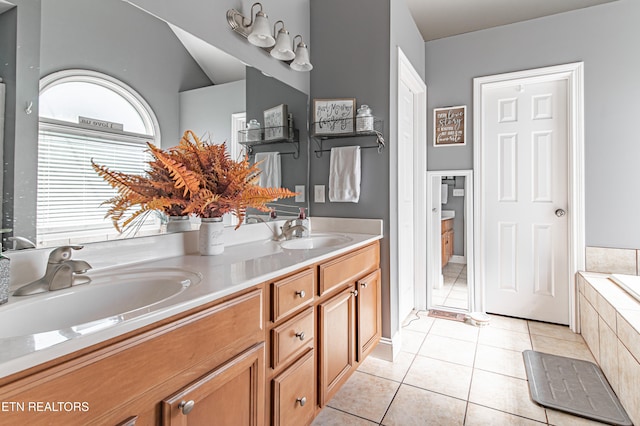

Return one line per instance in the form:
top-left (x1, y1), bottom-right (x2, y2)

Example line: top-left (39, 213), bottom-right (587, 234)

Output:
top-left (0, 217), bottom-right (383, 378)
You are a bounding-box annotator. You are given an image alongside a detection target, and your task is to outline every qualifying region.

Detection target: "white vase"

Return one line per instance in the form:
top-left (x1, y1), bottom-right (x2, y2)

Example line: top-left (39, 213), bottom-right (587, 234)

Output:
top-left (199, 217), bottom-right (224, 255)
top-left (166, 216), bottom-right (191, 233)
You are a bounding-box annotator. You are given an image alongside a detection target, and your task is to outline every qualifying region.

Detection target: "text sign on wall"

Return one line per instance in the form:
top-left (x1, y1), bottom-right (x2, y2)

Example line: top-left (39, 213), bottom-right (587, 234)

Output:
top-left (433, 105), bottom-right (466, 147)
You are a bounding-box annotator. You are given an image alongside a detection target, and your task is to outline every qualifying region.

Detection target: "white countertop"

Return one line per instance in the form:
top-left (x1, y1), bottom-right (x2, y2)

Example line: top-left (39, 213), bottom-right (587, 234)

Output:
top-left (0, 231), bottom-right (382, 379)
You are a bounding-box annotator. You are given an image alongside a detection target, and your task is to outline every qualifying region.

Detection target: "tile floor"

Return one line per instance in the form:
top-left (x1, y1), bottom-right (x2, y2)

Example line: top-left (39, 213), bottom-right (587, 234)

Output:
top-left (433, 263), bottom-right (468, 310)
top-left (312, 312), bottom-right (611, 426)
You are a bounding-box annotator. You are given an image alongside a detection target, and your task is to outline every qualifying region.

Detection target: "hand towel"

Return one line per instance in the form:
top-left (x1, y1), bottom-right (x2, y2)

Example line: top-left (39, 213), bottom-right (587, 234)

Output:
top-left (441, 183), bottom-right (448, 204)
top-left (329, 146), bottom-right (361, 203)
top-left (255, 152), bottom-right (281, 188)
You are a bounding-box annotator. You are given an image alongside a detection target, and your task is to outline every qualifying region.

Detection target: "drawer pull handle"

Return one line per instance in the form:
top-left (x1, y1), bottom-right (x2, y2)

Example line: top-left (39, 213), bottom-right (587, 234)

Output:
top-left (296, 290), bottom-right (306, 298)
top-left (360, 282), bottom-right (368, 288)
top-left (296, 396), bottom-right (307, 407)
top-left (351, 289), bottom-right (358, 297)
top-left (179, 400), bottom-right (195, 415)
top-left (295, 331), bottom-right (305, 341)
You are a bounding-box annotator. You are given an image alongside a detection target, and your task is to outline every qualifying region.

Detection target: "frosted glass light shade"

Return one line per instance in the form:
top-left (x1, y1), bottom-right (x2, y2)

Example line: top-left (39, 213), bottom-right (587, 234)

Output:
top-left (290, 44), bottom-right (313, 72)
top-left (248, 12), bottom-right (275, 47)
top-left (270, 29), bottom-right (295, 61)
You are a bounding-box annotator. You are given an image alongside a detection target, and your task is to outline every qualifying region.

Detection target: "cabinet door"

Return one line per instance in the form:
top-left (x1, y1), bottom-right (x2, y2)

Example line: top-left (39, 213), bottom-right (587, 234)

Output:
top-left (161, 343), bottom-right (265, 426)
top-left (356, 269), bottom-right (382, 361)
top-left (272, 350), bottom-right (315, 426)
top-left (318, 286), bottom-right (356, 406)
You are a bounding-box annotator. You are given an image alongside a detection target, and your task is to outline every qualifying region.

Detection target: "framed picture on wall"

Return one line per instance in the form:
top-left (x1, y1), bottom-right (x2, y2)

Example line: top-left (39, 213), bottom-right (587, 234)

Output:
top-left (312, 98), bottom-right (356, 136)
top-left (263, 104), bottom-right (288, 140)
top-left (433, 105), bottom-right (466, 147)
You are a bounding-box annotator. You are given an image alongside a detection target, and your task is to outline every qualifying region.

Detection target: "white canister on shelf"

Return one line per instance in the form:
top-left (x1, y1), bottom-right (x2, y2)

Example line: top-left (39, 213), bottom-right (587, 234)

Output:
top-left (356, 104), bottom-right (374, 132)
top-left (246, 119), bottom-right (262, 142)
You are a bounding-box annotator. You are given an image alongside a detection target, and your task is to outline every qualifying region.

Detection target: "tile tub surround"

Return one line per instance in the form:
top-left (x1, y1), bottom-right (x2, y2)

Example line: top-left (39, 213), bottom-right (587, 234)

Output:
top-left (577, 272), bottom-right (640, 425)
top-left (314, 312), bottom-right (611, 426)
top-left (585, 246), bottom-right (639, 275)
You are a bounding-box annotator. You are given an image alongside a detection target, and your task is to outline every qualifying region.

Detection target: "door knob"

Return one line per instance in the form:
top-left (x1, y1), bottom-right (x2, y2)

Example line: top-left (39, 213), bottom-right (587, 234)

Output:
top-left (555, 209), bottom-right (566, 217)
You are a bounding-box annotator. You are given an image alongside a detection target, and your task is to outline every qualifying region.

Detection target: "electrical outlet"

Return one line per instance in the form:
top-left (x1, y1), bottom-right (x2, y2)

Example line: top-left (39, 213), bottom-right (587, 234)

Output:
top-left (453, 189), bottom-right (464, 197)
top-left (314, 185), bottom-right (325, 203)
top-left (295, 185), bottom-right (305, 202)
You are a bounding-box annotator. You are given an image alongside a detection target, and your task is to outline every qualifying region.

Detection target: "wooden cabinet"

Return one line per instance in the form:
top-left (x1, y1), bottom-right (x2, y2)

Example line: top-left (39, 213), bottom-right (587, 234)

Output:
top-left (0, 240), bottom-right (381, 426)
top-left (0, 286), bottom-right (265, 426)
top-left (161, 343), bottom-right (265, 426)
top-left (441, 218), bottom-right (454, 267)
top-left (356, 269), bottom-right (382, 361)
top-left (271, 350), bottom-right (315, 426)
top-left (266, 268), bottom-right (316, 426)
top-left (318, 286), bottom-right (357, 406)
top-left (317, 243), bottom-right (381, 407)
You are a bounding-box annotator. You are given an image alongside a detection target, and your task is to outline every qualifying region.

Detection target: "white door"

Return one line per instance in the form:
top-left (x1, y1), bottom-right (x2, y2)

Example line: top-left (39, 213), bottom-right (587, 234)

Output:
top-left (398, 78), bottom-right (415, 321)
top-left (483, 79), bottom-right (569, 324)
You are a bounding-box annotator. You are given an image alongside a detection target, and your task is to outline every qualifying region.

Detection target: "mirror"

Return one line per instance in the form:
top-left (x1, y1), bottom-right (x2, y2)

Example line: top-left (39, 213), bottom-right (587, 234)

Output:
top-left (1, 0), bottom-right (309, 250)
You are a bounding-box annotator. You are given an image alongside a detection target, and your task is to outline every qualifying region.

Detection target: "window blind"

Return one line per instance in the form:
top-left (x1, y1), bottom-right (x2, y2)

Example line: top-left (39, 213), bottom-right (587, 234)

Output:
top-left (37, 128), bottom-right (159, 244)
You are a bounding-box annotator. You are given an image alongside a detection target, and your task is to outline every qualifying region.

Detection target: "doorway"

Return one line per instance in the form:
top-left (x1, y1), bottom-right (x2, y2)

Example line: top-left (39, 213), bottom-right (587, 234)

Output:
top-left (396, 48), bottom-right (427, 325)
top-left (427, 170), bottom-right (474, 312)
top-left (473, 63), bottom-right (585, 329)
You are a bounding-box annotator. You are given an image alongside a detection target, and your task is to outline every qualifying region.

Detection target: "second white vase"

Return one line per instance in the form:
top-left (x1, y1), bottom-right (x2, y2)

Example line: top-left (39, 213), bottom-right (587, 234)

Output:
top-left (199, 217), bottom-right (224, 255)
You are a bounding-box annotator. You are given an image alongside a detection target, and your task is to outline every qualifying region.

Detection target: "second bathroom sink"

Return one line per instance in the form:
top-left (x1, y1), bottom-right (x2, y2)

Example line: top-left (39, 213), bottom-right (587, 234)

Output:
top-left (280, 234), bottom-right (352, 250)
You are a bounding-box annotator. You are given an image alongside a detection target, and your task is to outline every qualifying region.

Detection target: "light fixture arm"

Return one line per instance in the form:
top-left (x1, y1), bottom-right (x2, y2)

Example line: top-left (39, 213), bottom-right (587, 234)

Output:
top-left (273, 20), bottom-right (286, 37)
top-left (227, 2), bottom-right (264, 33)
top-left (293, 34), bottom-right (305, 50)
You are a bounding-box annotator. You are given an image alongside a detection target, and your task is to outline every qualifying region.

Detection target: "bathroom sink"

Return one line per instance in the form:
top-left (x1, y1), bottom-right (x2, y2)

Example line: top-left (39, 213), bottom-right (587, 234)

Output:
top-left (441, 210), bottom-right (455, 220)
top-left (280, 234), bottom-right (352, 250)
top-left (0, 268), bottom-right (201, 339)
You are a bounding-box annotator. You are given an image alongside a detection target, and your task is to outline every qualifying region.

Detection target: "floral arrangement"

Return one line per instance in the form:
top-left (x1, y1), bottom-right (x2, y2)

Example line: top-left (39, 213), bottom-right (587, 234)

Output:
top-left (92, 130), bottom-right (296, 231)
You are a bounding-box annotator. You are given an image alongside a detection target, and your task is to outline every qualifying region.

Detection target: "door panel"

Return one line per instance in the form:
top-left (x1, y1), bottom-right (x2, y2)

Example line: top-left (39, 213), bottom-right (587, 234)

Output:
top-left (484, 79), bottom-right (569, 324)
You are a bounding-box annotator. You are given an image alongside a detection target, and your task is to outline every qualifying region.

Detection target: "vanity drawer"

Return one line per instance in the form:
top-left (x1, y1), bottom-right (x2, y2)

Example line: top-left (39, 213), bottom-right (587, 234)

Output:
top-left (318, 242), bottom-right (379, 296)
top-left (271, 307), bottom-right (314, 369)
top-left (271, 268), bottom-right (315, 322)
top-left (272, 350), bottom-right (315, 426)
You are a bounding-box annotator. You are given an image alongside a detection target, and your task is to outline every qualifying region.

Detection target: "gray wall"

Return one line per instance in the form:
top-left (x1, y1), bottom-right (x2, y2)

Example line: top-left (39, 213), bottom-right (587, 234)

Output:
top-left (311, 0), bottom-right (425, 339)
top-left (1, 0), bottom-right (212, 244)
top-left (128, 0), bottom-right (311, 95)
top-left (40, 0), bottom-right (213, 146)
top-left (246, 67), bottom-right (309, 207)
top-left (425, 0), bottom-right (640, 249)
top-left (179, 79), bottom-right (246, 143)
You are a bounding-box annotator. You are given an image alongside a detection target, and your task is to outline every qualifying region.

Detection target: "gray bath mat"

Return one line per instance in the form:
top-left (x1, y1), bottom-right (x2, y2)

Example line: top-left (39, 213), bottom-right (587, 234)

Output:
top-left (523, 350), bottom-right (632, 425)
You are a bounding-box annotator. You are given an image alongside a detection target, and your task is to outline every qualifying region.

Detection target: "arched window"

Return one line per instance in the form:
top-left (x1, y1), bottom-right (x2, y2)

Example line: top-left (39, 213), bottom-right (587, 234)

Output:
top-left (37, 69), bottom-right (161, 245)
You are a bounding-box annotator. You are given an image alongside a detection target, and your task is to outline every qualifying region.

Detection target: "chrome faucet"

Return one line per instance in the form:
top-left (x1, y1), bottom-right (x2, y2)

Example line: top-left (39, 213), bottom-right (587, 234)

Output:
top-left (279, 219), bottom-right (308, 240)
top-left (13, 246), bottom-right (92, 296)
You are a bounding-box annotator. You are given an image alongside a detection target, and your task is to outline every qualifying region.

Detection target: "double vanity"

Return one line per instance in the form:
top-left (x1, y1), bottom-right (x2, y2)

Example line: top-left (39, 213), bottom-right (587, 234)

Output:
top-left (0, 220), bottom-right (382, 425)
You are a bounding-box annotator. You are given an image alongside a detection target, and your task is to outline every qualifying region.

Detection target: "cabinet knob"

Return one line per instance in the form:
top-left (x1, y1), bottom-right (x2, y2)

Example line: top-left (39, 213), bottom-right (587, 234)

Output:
top-left (295, 331), bottom-right (305, 341)
top-left (179, 400), bottom-right (195, 415)
top-left (295, 290), bottom-right (306, 298)
top-left (351, 289), bottom-right (358, 297)
top-left (360, 282), bottom-right (368, 288)
top-left (296, 396), bottom-right (307, 407)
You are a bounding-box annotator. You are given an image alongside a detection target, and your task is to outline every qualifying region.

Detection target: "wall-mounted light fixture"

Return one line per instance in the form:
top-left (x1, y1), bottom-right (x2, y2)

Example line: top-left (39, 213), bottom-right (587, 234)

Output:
top-left (270, 21), bottom-right (295, 61)
top-left (227, 2), bottom-right (275, 48)
top-left (290, 35), bottom-right (313, 72)
top-left (227, 3), bottom-right (312, 72)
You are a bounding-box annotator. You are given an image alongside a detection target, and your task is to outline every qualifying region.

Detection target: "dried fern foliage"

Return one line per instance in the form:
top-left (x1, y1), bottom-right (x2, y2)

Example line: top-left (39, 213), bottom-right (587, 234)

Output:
top-left (92, 130), bottom-right (296, 231)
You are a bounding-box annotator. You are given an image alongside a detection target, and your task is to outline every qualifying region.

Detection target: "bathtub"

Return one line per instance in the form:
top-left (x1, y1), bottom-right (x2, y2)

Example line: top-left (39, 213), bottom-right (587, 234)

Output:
top-left (610, 274), bottom-right (640, 303)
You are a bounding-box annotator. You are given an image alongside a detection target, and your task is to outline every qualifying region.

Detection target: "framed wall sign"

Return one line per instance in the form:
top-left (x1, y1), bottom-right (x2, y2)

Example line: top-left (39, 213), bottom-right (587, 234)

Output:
top-left (433, 105), bottom-right (466, 147)
top-left (263, 104), bottom-right (288, 140)
top-left (312, 98), bottom-right (356, 136)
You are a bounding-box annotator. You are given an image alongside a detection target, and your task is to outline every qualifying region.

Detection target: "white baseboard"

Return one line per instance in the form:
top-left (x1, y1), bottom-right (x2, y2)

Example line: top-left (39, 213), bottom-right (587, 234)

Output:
top-left (450, 255), bottom-right (466, 264)
top-left (370, 331), bottom-right (402, 362)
